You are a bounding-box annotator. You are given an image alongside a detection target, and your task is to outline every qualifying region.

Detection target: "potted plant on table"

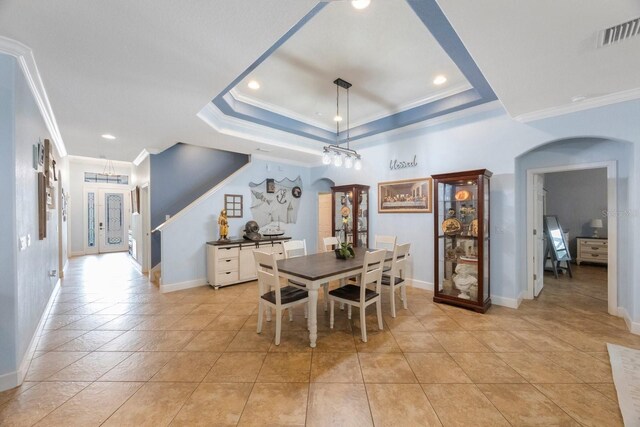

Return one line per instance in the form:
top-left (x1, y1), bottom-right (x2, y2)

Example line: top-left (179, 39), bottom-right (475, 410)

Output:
top-left (335, 242), bottom-right (355, 260)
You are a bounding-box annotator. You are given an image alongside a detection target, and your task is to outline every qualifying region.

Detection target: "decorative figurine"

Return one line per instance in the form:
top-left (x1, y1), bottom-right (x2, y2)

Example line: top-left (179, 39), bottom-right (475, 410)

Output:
top-left (243, 220), bottom-right (262, 241)
top-left (452, 263), bottom-right (478, 300)
top-left (218, 209), bottom-right (229, 241)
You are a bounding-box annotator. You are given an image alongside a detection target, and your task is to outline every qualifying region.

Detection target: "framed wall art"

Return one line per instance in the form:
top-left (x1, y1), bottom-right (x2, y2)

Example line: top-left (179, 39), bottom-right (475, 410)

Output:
top-left (266, 178), bottom-right (275, 194)
top-left (378, 177), bottom-right (432, 213)
top-left (224, 194), bottom-right (243, 218)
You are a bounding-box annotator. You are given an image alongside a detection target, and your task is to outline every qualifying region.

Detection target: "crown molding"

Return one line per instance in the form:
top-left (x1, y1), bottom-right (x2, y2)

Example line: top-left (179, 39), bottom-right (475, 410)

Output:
top-left (67, 155), bottom-right (133, 167)
top-left (132, 148), bottom-right (161, 166)
top-left (197, 102), bottom-right (322, 157)
top-left (229, 82), bottom-right (472, 132)
top-left (0, 36), bottom-right (67, 157)
top-left (351, 100), bottom-right (504, 148)
top-left (514, 86), bottom-right (640, 123)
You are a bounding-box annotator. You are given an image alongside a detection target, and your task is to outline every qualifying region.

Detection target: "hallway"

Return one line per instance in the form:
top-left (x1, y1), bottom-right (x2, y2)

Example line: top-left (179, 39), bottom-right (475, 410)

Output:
top-left (0, 253), bottom-right (637, 426)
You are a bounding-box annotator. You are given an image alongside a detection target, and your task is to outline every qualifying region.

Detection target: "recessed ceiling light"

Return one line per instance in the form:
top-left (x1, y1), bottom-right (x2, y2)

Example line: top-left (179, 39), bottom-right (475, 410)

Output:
top-left (351, 0), bottom-right (371, 10)
top-left (247, 80), bottom-right (260, 90)
top-left (101, 134), bottom-right (116, 140)
top-left (433, 75), bottom-right (447, 85)
top-left (333, 115), bottom-right (343, 122)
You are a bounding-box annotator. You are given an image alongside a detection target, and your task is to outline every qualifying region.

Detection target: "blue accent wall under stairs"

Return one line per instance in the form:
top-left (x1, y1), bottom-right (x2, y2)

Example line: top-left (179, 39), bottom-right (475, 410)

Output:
top-left (150, 143), bottom-right (249, 267)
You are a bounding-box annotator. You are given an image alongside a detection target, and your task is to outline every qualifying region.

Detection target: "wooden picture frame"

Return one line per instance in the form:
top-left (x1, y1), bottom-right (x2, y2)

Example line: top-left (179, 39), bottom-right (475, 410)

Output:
top-left (266, 178), bottom-right (275, 194)
top-left (38, 172), bottom-right (47, 239)
top-left (378, 177), bottom-right (432, 213)
top-left (224, 194), bottom-right (243, 218)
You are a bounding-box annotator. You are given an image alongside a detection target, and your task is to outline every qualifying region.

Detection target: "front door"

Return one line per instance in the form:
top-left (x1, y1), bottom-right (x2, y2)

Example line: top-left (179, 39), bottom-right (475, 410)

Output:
top-left (85, 187), bottom-right (130, 254)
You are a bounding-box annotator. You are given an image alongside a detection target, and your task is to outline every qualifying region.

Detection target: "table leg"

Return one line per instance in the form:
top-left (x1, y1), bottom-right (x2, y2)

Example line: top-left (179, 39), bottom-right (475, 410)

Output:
top-left (308, 288), bottom-right (318, 348)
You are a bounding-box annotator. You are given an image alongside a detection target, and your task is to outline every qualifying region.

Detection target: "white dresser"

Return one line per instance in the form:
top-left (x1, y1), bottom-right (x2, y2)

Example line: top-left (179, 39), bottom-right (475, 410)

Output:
top-left (206, 237), bottom-right (290, 288)
top-left (576, 237), bottom-right (608, 265)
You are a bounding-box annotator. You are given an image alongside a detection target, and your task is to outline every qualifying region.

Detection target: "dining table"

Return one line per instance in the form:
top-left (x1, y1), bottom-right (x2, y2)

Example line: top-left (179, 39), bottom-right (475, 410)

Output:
top-left (276, 247), bottom-right (392, 348)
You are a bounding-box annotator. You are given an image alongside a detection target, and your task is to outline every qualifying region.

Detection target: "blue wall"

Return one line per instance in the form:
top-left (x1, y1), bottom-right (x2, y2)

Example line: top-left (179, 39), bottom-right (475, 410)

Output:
top-left (150, 143), bottom-right (249, 266)
top-left (0, 53), bottom-right (62, 390)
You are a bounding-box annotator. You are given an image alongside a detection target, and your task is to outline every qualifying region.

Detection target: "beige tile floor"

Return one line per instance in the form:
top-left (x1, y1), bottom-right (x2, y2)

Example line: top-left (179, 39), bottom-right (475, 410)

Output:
top-left (1, 253), bottom-right (637, 426)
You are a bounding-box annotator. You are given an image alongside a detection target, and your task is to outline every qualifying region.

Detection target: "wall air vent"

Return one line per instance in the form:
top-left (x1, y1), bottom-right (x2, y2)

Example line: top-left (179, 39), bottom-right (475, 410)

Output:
top-left (600, 17), bottom-right (640, 47)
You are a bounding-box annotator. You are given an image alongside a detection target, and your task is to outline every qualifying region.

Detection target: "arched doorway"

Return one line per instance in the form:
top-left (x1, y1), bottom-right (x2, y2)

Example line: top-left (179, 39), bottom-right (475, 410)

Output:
top-left (516, 137), bottom-right (633, 316)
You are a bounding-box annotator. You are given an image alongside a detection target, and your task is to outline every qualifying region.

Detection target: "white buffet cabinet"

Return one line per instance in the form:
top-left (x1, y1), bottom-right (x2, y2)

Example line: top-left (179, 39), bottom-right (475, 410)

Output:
top-left (576, 237), bottom-right (608, 266)
top-left (206, 237), bottom-right (290, 288)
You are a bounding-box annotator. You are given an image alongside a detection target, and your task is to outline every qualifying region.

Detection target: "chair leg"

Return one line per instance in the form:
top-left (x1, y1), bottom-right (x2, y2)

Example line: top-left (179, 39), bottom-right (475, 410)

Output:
top-left (376, 300), bottom-right (383, 331)
top-left (330, 299), bottom-right (335, 329)
top-left (307, 303), bottom-right (311, 331)
top-left (289, 308), bottom-right (294, 322)
top-left (390, 285), bottom-right (396, 318)
top-left (257, 302), bottom-right (264, 334)
top-left (275, 308), bottom-right (282, 346)
top-left (401, 285), bottom-right (408, 309)
top-left (266, 307), bottom-right (272, 322)
top-left (348, 305), bottom-right (352, 320)
top-left (360, 305), bottom-right (367, 343)
top-left (339, 279), bottom-right (345, 310)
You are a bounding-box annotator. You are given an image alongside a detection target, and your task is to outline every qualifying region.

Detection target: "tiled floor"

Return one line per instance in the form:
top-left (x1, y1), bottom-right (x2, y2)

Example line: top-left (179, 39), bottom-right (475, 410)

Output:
top-left (0, 253), bottom-right (637, 426)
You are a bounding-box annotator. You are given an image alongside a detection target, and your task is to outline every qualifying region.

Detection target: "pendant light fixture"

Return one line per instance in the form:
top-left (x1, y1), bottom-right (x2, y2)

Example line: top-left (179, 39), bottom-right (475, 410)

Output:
top-left (322, 78), bottom-right (362, 170)
top-left (102, 158), bottom-right (116, 176)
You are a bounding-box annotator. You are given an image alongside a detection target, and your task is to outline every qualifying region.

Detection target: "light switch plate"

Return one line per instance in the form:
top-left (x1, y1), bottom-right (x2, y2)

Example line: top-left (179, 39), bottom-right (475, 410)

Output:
top-left (19, 236), bottom-right (27, 251)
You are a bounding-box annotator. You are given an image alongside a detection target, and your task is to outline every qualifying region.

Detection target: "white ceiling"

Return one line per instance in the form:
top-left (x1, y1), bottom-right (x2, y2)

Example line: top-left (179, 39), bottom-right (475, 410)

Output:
top-left (437, 0), bottom-right (640, 118)
top-left (232, 0), bottom-right (469, 130)
top-left (0, 0), bottom-right (319, 162)
top-left (2, 1), bottom-right (640, 163)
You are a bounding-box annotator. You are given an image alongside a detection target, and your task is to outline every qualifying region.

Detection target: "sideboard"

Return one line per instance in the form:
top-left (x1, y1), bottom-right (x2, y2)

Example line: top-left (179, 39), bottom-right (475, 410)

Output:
top-left (206, 236), bottom-right (290, 288)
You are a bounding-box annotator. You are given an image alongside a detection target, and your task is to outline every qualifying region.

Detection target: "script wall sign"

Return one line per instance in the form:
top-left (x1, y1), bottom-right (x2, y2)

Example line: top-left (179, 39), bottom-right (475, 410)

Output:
top-left (390, 155), bottom-right (417, 170)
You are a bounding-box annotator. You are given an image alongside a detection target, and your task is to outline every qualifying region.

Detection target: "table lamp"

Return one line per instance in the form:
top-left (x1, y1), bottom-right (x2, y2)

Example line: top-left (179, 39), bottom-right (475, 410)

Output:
top-left (590, 219), bottom-right (603, 238)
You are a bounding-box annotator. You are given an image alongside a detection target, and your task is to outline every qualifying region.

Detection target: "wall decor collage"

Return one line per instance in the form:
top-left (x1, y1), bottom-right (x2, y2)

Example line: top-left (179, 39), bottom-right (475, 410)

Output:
top-left (34, 138), bottom-right (57, 239)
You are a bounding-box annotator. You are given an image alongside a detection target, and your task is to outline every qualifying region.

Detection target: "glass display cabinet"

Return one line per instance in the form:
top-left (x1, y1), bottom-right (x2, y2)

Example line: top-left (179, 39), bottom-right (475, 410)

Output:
top-left (331, 184), bottom-right (369, 247)
top-left (432, 170), bottom-right (492, 313)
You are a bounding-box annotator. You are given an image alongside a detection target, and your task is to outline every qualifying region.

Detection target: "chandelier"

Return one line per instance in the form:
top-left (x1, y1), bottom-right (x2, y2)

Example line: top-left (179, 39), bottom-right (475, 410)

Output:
top-left (322, 78), bottom-right (362, 170)
top-left (102, 158), bottom-right (116, 176)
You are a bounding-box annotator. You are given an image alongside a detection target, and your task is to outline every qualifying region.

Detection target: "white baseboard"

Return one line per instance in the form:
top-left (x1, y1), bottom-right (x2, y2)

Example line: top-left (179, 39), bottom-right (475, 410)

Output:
top-left (408, 278), bottom-right (434, 291)
top-left (619, 307), bottom-right (640, 335)
top-left (0, 278), bottom-right (61, 392)
top-left (69, 251), bottom-right (84, 257)
top-left (491, 292), bottom-right (523, 309)
top-left (160, 278), bottom-right (207, 293)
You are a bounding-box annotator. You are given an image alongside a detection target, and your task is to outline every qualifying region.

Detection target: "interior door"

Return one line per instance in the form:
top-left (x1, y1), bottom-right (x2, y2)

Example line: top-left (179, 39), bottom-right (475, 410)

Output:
top-left (97, 188), bottom-right (130, 253)
top-left (533, 174), bottom-right (545, 297)
top-left (317, 193), bottom-right (332, 252)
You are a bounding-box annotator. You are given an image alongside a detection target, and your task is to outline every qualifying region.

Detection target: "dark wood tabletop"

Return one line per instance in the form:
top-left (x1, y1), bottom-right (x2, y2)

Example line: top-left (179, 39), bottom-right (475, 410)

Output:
top-left (276, 247), bottom-right (390, 281)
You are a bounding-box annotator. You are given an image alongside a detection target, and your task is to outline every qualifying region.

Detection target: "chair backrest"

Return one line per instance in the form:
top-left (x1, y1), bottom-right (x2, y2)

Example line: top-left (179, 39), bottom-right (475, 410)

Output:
top-left (374, 235), bottom-right (397, 251)
top-left (282, 239), bottom-right (307, 259)
top-left (253, 250), bottom-right (283, 305)
top-left (391, 243), bottom-right (411, 278)
top-left (323, 236), bottom-right (340, 252)
top-left (359, 249), bottom-right (386, 300)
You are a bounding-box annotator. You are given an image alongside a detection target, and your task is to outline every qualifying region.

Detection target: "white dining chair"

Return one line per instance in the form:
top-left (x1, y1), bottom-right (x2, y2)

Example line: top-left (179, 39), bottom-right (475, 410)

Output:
top-left (328, 249), bottom-right (386, 342)
top-left (282, 239), bottom-right (329, 312)
top-left (374, 235), bottom-right (397, 271)
top-left (254, 250), bottom-right (309, 346)
top-left (374, 235), bottom-right (397, 251)
top-left (322, 236), bottom-right (340, 252)
top-left (382, 243), bottom-right (411, 317)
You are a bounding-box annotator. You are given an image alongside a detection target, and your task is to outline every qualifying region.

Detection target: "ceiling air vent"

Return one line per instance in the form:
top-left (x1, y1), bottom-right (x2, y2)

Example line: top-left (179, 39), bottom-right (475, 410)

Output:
top-left (600, 17), bottom-right (640, 46)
